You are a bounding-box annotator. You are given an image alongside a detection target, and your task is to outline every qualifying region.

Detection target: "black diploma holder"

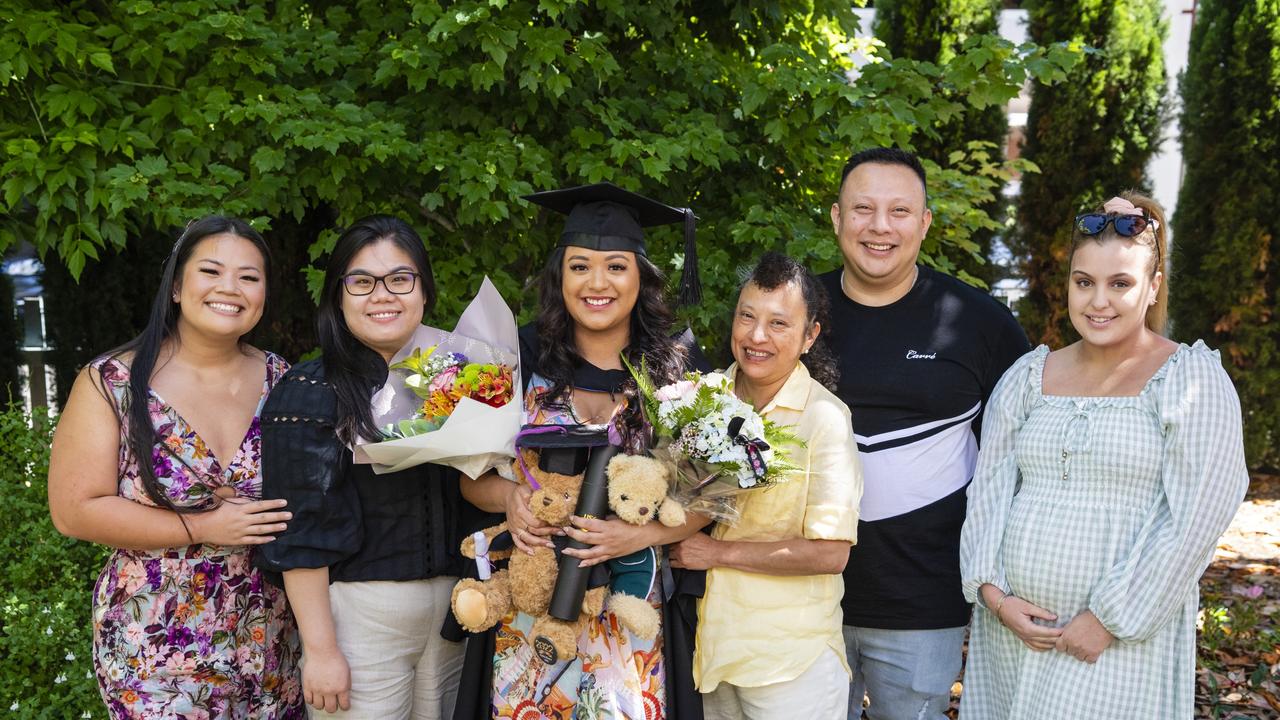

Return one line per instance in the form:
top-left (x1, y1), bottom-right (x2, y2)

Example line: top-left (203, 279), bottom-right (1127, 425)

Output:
top-left (512, 424), bottom-right (617, 622)
top-left (549, 442), bottom-right (621, 620)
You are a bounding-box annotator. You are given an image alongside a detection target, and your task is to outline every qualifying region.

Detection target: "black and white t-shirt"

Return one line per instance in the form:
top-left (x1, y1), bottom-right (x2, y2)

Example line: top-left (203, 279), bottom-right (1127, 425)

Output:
top-left (819, 265), bottom-right (1030, 630)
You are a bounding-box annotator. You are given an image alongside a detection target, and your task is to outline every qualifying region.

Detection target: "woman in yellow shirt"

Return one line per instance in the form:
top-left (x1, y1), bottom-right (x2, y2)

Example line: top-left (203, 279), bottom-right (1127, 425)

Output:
top-left (670, 252), bottom-right (863, 720)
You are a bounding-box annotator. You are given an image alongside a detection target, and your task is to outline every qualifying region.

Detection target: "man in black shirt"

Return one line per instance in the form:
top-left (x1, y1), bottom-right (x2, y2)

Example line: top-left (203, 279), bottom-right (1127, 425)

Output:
top-left (819, 148), bottom-right (1030, 719)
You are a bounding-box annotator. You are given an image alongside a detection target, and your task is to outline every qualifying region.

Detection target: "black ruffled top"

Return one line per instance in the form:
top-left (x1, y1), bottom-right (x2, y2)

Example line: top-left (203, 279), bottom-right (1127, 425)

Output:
top-left (254, 358), bottom-right (485, 584)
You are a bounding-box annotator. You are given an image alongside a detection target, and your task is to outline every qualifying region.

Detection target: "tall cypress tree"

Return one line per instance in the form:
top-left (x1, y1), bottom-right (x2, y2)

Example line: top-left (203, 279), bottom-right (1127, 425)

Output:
top-left (1013, 0), bottom-right (1167, 344)
top-left (1172, 0), bottom-right (1280, 469)
top-left (874, 0), bottom-right (1006, 285)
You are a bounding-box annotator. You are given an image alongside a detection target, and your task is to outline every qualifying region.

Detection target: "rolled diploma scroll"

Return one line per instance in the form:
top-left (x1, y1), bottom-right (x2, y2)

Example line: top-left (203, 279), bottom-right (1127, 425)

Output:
top-left (548, 443), bottom-right (621, 620)
top-left (472, 530), bottom-right (491, 580)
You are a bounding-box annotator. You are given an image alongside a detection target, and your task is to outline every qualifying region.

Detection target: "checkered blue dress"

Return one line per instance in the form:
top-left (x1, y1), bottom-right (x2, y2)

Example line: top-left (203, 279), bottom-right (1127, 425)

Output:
top-left (958, 342), bottom-right (1248, 719)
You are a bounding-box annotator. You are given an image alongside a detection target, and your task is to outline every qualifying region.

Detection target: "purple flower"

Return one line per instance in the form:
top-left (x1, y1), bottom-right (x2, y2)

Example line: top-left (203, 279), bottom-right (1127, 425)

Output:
top-left (167, 625), bottom-right (195, 647)
top-left (145, 560), bottom-right (162, 589)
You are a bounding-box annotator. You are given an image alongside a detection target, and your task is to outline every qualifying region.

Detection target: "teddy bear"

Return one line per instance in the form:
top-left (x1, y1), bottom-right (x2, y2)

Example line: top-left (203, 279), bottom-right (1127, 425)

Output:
top-left (601, 453), bottom-right (686, 640)
top-left (450, 449), bottom-right (607, 664)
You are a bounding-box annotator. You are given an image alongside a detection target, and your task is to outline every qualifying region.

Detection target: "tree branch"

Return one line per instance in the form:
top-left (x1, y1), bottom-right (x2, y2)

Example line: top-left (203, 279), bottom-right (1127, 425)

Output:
top-left (18, 83), bottom-right (48, 144)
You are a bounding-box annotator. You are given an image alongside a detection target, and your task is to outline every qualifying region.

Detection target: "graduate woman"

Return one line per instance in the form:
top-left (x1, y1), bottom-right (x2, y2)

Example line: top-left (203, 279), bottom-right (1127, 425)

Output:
top-left (457, 183), bottom-right (711, 720)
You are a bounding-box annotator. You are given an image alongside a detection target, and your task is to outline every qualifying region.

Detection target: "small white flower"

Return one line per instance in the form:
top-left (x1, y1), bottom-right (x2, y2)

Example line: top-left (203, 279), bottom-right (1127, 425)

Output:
top-left (44, 626), bottom-right (52, 635)
top-left (54, 672), bottom-right (66, 684)
top-left (10, 701), bottom-right (19, 711)
top-left (65, 651), bottom-right (76, 661)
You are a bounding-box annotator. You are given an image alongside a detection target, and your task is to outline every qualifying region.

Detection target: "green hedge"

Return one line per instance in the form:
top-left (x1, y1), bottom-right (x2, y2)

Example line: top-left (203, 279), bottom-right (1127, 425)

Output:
top-left (1013, 0), bottom-right (1168, 346)
top-left (1170, 0), bottom-right (1280, 471)
top-left (0, 404), bottom-right (108, 718)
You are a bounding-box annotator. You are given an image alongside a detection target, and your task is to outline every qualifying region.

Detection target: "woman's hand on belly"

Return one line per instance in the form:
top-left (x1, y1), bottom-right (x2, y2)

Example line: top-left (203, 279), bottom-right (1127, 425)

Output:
top-left (1055, 610), bottom-right (1114, 663)
top-left (987, 586), bottom-right (1063, 652)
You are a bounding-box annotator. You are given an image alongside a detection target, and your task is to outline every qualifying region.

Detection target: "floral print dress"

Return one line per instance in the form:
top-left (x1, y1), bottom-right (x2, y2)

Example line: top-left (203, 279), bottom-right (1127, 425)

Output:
top-left (489, 374), bottom-right (666, 720)
top-left (90, 355), bottom-right (303, 720)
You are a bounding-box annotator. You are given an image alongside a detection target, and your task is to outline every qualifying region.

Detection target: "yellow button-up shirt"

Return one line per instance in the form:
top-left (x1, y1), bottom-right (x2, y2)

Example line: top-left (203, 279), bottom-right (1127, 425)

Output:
top-left (693, 362), bottom-right (864, 691)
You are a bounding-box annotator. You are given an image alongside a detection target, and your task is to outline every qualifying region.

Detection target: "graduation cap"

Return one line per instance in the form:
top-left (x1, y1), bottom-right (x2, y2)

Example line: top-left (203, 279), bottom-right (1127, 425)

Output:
top-left (523, 182), bottom-right (701, 306)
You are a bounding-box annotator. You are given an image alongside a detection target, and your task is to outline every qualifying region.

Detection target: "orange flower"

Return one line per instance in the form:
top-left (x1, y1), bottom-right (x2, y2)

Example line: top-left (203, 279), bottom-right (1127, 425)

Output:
top-left (251, 626), bottom-right (266, 644)
top-left (121, 690), bottom-right (139, 704)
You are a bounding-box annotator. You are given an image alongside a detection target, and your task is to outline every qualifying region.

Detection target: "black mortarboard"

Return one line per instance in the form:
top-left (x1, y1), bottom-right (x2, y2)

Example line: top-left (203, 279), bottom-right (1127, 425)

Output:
top-left (523, 182), bottom-right (702, 306)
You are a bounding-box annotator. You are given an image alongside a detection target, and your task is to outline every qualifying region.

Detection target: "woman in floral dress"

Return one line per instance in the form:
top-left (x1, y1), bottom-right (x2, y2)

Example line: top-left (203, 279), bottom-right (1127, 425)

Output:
top-left (958, 193), bottom-right (1249, 718)
top-left (458, 183), bottom-right (710, 720)
top-left (48, 216), bottom-right (303, 719)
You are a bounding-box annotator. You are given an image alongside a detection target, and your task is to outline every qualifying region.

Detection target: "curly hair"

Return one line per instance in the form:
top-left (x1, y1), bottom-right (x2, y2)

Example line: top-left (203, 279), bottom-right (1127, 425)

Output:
top-left (534, 247), bottom-right (686, 452)
top-left (737, 251), bottom-right (840, 390)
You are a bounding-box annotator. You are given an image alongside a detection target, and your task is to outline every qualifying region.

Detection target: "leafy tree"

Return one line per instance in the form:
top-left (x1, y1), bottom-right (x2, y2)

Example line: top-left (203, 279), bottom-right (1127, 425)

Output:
top-left (1012, 0), bottom-right (1167, 345)
top-left (1, 0), bottom-right (1078, 375)
top-left (873, 0), bottom-right (1007, 286)
top-left (1171, 0), bottom-right (1280, 470)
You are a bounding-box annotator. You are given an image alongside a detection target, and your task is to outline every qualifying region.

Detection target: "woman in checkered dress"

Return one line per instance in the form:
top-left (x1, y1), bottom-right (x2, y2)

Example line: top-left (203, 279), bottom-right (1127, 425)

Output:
top-left (958, 192), bottom-right (1249, 719)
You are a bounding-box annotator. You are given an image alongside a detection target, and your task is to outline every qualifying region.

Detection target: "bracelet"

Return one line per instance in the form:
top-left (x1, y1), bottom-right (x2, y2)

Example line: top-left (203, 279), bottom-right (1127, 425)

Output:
top-left (177, 513), bottom-right (195, 545)
top-left (993, 591), bottom-right (1012, 619)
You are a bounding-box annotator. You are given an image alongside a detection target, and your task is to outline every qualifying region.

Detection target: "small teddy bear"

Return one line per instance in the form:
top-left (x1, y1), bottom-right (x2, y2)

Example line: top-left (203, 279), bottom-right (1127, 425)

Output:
top-left (602, 453), bottom-right (685, 640)
top-left (451, 449), bottom-right (607, 664)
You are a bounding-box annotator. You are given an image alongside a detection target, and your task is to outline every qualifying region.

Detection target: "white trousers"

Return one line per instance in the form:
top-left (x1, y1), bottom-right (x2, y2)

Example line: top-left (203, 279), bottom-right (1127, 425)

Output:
top-left (702, 647), bottom-right (849, 720)
top-left (307, 578), bottom-right (464, 720)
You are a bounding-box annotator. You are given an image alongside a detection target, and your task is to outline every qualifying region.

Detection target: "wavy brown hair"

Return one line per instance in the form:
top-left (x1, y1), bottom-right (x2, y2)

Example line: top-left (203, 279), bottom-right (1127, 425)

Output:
top-left (534, 247), bottom-right (686, 451)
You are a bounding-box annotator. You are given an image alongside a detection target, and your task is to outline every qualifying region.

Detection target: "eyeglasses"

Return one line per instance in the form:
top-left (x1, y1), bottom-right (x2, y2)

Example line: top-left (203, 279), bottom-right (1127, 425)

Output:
top-left (1074, 212), bottom-right (1158, 238)
top-left (341, 271), bottom-right (420, 296)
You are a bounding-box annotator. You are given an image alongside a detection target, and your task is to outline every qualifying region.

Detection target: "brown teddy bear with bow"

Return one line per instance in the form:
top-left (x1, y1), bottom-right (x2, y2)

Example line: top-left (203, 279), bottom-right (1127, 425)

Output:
top-left (450, 449), bottom-right (607, 663)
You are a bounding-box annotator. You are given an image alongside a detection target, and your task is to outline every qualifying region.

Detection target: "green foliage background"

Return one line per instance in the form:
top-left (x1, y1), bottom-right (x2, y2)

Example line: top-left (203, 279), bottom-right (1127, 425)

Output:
top-left (1012, 0), bottom-right (1167, 346)
top-left (1171, 0), bottom-right (1280, 470)
top-left (873, 0), bottom-right (1008, 286)
top-left (1, 0), bottom-right (1074, 377)
top-left (0, 405), bottom-right (109, 718)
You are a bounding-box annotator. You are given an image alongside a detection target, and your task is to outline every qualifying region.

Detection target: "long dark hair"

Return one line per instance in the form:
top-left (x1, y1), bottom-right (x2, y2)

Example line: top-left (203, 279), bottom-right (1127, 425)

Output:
top-left (535, 247), bottom-right (686, 450)
top-left (317, 215), bottom-right (437, 445)
top-left (99, 215), bottom-right (271, 512)
top-left (738, 251), bottom-right (839, 390)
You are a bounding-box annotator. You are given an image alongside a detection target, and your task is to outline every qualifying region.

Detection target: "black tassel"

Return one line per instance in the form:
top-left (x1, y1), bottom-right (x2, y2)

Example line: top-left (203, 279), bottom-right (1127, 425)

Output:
top-left (676, 208), bottom-right (701, 307)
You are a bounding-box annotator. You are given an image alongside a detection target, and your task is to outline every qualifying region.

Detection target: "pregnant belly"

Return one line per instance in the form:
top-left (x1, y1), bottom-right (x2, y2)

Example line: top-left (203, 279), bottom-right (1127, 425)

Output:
top-left (1001, 497), bottom-right (1132, 620)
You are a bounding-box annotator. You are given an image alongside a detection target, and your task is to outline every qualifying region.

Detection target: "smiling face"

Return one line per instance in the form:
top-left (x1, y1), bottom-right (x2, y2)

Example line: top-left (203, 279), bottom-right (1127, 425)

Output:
top-left (1068, 239), bottom-right (1161, 348)
top-left (731, 280), bottom-right (818, 404)
top-left (560, 247), bottom-right (641, 337)
top-left (173, 233), bottom-right (267, 341)
top-left (340, 240), bottom-right (426, 361)
top-left (830, 162), bottom-right (932, 302)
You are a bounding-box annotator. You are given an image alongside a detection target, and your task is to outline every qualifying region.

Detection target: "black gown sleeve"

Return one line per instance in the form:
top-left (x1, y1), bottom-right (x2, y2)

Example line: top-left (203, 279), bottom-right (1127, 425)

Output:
top-left (254, 360), bottom-right (363, 582)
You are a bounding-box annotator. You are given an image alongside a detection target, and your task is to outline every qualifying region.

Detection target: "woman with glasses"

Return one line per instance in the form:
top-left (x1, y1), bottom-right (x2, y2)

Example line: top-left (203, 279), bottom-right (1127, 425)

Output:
top-left (257, 215), bottom-right (481, 719)
top-left (48, 216), bottom-right (303, 718)
top-left (958, 192), bottom-right (1249, 718)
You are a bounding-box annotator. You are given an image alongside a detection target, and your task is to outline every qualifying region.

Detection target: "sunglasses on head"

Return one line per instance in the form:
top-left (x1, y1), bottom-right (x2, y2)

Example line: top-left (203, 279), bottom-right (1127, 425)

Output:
top-left (1074, 212), bottom-right (1157, 237)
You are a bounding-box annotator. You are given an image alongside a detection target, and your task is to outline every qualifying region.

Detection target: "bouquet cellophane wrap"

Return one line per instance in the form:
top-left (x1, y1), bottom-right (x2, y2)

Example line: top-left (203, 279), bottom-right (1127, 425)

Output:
top-left (354, 277), bottom-right (520, 477)
top-left (651, 441), bottom-right (744, 525)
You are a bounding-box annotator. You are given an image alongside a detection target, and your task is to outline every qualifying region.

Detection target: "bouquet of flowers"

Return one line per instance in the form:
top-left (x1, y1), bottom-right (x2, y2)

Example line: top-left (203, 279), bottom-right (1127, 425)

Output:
top-left (629, 360), bottom-right (803, 524)
top-left (384, 347), bottom-right (514, 437)
top-left (355, 277), bottom-right (520, 478)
